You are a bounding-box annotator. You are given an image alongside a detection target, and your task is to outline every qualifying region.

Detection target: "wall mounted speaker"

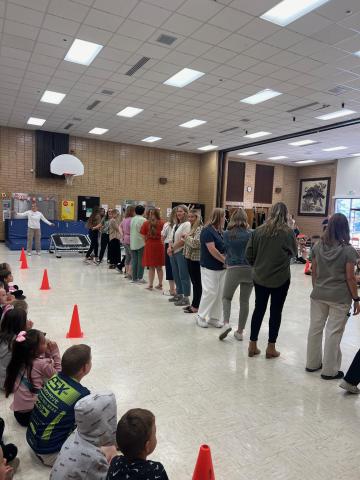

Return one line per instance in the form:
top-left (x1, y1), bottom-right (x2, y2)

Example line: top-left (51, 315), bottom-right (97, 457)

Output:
top-left (159, 177), bottom-right (168, 185)
top-left (275, 187), bottom-right (282, 194)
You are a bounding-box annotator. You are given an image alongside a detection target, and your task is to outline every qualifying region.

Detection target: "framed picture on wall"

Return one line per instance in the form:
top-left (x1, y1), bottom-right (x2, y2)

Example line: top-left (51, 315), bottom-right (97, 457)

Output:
top-left (298, 177), bottom-right (331, 216)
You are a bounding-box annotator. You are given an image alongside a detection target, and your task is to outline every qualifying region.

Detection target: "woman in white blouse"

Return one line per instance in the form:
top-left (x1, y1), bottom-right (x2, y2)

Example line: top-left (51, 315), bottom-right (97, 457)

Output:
top-left (167, 205), bottom-right (191, 307)
top-left (161, 208), bottom-right (177, 296)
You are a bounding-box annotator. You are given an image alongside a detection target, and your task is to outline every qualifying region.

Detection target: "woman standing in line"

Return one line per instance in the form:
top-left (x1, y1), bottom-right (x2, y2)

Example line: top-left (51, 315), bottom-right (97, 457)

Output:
top-left (183, 209), bottom-right (203, 314)
top-left (84, 207), bottom-right (101, 264)
top-left (120, 206), bottom-right (135, 279)
top-left (246, 202), bottom-right (297, 358)
top-left (96, 209), bottom-right (111, 265)
top-left (196, 208), bottom-right (226, 328)
top-left (108, 209), bottom-right (122, 269)
top-left (161, 208), bottom-right (177, 296)
top-left (140, 209), bottom-right (165, 290)
top-left (306, 213), bottom-right (360, 380)
top-left (220, 209), bottom-right (253, 341)
top-left (168, 206), bottom-right (191, 307)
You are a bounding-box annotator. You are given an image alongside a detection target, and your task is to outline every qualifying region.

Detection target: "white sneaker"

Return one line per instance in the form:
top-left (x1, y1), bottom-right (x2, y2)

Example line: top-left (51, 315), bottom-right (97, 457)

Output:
top-left (339, 380), bottom-right (360, 394)
top-left (219, 324), bottom-right (232, 340)
top-left (137, 279), bottom-right (146, 284)
top-left (27, 252), bottom-right (31, 256)
top-left (234, 331), bottom-right (244, 341)
top-left (208, 318), bottom-right (224, 328)
top-left (36, 251), bottom-right (41, 256)
top-left (196, 315), bottom-right (208, 328)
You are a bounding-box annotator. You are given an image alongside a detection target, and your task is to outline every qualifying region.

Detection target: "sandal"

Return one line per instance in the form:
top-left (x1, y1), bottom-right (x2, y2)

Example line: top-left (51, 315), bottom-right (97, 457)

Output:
top-left (155, 285), bottom-right (163, 290)
top-left (183, 306), bottom-right (192, 313)
top-left (145, 286), bottom-right (153, 290)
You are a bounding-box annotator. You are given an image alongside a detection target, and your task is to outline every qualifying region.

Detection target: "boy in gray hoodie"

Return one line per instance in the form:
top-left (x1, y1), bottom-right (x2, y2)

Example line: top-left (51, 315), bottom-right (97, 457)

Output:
top-left (50, 392), bottom-right (117, 480)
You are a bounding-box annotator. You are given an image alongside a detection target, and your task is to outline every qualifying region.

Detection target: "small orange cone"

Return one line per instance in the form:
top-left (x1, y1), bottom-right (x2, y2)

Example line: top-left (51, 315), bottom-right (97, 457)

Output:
top-left (20, 256), bottom-right (29, 270)
top-left (40, 269), bottom-right (51, 290)
top-left (193, 445), bottom-right (215, 480)
top-left (304, 259), bottom-right (311, 274)
top-left (66, 305), bottom-right (84, 338)
top-left (19, 248), bottom-right (26, 262)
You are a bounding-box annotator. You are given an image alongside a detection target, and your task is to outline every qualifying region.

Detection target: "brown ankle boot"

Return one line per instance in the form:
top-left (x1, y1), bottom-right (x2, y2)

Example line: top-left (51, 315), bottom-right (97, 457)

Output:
top-left (266, 343), bottom-right (280, 359)
top-left (248, 341), bottom-right (261, 357)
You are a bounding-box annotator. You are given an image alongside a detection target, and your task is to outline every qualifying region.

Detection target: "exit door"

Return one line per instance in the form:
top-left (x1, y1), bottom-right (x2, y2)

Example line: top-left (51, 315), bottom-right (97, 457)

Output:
top-left (77, 196), bottom-right (100, 222)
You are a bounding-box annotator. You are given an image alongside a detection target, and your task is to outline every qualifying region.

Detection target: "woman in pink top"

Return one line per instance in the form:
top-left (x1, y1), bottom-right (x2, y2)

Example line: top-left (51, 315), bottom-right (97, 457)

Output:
top-left (120, 205), bottom-right (135, 279)
top-left (4, 329), bottom-right (61, 426)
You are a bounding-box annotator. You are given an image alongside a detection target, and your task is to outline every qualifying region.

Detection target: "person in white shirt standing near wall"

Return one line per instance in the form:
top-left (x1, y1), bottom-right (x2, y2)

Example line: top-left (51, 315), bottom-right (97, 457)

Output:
top-left (15, 203), bottom-right (54, 256)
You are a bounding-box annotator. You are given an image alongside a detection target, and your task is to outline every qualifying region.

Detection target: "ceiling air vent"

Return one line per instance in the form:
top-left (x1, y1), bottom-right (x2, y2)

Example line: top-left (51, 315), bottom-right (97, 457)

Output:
top-left (86, 100), bottom-right (101, 111)
top-left (157, 34), bottom-right (177, 46)
top-left (176, 141), bottom-right (190, 146)
top-left (219, 126), bottom-right (239, 134)
top-left (64, 123), bottom-right (74, 130)
top-left (328, 85), bottom-right (353, 96)
top-left (100, 89), bottom-right (114, 96)
top-left (73, 117), bottom-right (82, 121)
top-left (125, 57), bottom-right (150, 76)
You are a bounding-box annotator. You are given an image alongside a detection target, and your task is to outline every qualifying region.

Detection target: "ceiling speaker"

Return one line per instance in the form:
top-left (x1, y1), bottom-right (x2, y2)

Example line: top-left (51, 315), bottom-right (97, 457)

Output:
top-left (159, 177), bottom-right (167, 185)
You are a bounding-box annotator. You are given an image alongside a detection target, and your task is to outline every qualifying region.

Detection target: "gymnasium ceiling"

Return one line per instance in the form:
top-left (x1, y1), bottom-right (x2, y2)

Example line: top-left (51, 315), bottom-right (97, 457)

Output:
top-left (1, 0), bottom-right (360, 165)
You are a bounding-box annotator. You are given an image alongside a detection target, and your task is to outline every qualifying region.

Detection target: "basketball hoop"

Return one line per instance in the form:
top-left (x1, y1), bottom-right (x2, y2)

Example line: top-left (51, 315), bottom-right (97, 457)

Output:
top-left (64, 173), bottom-right (75, 186)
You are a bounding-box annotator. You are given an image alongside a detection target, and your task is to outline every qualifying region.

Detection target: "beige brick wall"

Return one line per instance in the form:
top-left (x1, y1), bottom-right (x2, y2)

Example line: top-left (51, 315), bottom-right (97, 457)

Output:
top-left (198, 151), bottom-right (217, 221)
top-left (0, 127), bottom-right (201, 240)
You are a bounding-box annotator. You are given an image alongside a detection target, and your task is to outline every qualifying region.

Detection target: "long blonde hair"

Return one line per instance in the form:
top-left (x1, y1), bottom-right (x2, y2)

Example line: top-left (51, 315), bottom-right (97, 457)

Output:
top-left (168, 207), bottom-right (178, 228)
top-left (263, 202), bottom-right (290, 237)
top-left (227, 208), bottom-right (248, 232)
top-left (176, 205), bottom-right (189, 223)
top-left (189, 209), bottom-right (202, 235)
top-left (206, 208), bottom-right (225, 230)
top-left (111, 209), bottom-right (121, 225)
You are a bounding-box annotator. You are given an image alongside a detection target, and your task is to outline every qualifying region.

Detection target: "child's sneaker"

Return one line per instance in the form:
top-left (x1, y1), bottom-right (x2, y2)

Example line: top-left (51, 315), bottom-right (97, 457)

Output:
top-left (219, 324), bottom-right (232, 340)
top-left (234, 331), bottom-right (244, 341)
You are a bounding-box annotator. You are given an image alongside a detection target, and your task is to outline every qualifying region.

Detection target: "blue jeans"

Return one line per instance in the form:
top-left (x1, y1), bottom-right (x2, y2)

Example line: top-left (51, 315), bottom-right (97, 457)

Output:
top-left (170, 251), bottom-right (191, 296)
top-left (131, 248), bottom-right (144, 281)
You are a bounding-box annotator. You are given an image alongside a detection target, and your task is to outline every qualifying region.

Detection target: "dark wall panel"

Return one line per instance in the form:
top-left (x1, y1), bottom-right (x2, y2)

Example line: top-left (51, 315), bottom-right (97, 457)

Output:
top-left (35, 130), bottom-right (69, 178)
top-left (254, 164), bottom-right (274, 204)
top-left (226, 161), bottom-right (245, 202)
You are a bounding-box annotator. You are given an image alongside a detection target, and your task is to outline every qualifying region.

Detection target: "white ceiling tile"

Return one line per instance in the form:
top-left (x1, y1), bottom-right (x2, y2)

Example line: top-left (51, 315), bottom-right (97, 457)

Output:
top-left (233, 70), bottom-right (261, 84)
top-left (162, 13), bottom-right (202, 36)
top-left (188, 58), bottom-right (219, 73)
top-left (269, 68), bottom-right (299, 82)
top-left (177, 0), bottom-right (223, 22)
top-left (309, 46), bottom-right (347, 63)
top-left (117, 19), bottom-right (156, 41)
top-left (230, 54), bottom-right (258, 69)
top-left (313, 24), bottom-right (357, 45)
top-left (317, 0), bottom-right (360, 21)
top-left (219, 33), bottom-right (256, 53)
top-left (8, 0), bottom-right (49, 11)
top-left (265, 29), bottom-right (305, 49)
top-left (76, 25), bottom-right (114, 45)
top-left (43, 14), bottom-right (80, 35)
top-left (211, 64), bottom-right (242, 79)
top-left (238, 18), bottom-right (280, 41)
top-left (145, 0), bottom-right (184, 9)
top-left (0, 46), bottom-right (31, 62)
top-left (208, 7), bottom-right (252, 31)
top-left (248, 62), bottom-right (279, 75)
top-left (30, 53), bottom-right (60, 67)
top-left (339, 11), bottom-right (360, 32)
top-left (37, 29), bottom-right (73, 47)
top-left (0, 1), bottom-right (4, 17)
top-left (288, 38), bottom-right (326, 56)
top-left (34, 42), bottom-right (68, 59)
top-left (176, 38), bottom-right (212, 57)
top-left (268, 51), bottom-right (303, 67)
top-left (129, 2), bottom-right (172, 27)
top-left (108, 34), bottom-right (143, 52)
top-left (136, 43), bottom-right (170, 60)
top-left (335, 53), bottom-right (360, 70)
top-left (93, 0), bottom-right (138, 17)
top-left (48, 0), bottom-right (89, 22)
top-left (288, 13), bottom-right (332, 36)
top-left (291, 58), bottom-right (324, 73)
top-left (244, 43), bottom-right (281, 61)
top-left (84, 8), bottom-right (124, 32)
top-left (202, 47), bottom-right (237, 63)
top-left (336, 35), bottom-right (360, 54)
top-left (6, 3), bottom-right (44, 27)
top-left (192, 24), bottom-right (231, 45)
top-left (4, 20), bottom-right (39, 40)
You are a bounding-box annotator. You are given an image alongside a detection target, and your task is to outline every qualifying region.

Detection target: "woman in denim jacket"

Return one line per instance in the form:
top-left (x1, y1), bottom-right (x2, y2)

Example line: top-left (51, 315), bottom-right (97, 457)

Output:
top-left (219, 209), bottom-right (253, 341)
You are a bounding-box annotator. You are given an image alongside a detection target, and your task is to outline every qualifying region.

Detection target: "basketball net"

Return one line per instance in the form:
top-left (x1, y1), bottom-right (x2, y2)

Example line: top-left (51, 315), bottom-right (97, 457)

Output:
top-left (64, 173), bottom-right (75, 185)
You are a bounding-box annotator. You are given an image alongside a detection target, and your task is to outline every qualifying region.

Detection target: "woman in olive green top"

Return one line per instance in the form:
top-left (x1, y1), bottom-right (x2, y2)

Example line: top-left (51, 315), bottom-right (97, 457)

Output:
top-left (246, 202), bottom-right (297, 359)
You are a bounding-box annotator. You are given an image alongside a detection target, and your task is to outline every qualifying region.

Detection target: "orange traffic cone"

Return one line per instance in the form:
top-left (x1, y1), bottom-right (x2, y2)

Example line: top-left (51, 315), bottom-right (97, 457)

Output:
top-left (304, 259), bottom-right (311, 274)
top-left (20, 256), bottom-right (29, 270)
top-left (40, 269), bottom-right (51, 290)
top-left (19, 248), bottom-right (26, 262)
top-left (193, 445), bottom-right (215, 480)
top-left (66, 305), bottom-right (83, 338)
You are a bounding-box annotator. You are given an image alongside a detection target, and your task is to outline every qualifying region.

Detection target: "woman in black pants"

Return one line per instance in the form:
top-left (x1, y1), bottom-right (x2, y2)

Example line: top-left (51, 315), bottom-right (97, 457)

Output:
top-left (96, 209), bottom-right (111, 264)
top-left (84, 206), bottom-right (101, 263)
top-left (340, 349), bottom-right (360, 393)
top-left (246, 202), bottom-right (297, 359)
top-left (183, 210), bottom-right (203, 313)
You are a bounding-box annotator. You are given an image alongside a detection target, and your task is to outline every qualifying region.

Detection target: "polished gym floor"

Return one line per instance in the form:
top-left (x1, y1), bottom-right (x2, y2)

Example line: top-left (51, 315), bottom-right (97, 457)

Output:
top-left (0, 244), bottom-right (359, 480)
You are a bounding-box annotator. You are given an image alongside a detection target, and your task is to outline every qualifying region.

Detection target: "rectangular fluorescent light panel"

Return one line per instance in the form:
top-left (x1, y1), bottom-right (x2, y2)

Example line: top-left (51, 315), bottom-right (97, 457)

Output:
top-left (241, 89), bottom-right (282, 105)
top-left (142, 136), bottom-right (162, 143)
top-left (89, 128), bottom-right (108, 135)
top-left (315, 109), bottom-right (356, 120)
top-left (64, 39), bottom-right (103, 66)
top-left (164, 68), bottom-right (205, 88)
top-left (322, 146), bottom-right (347, 152)
top-left (238, 151), bottom-right (258, 156)
top-left (27, 117), bottom-right (46, 126)
top-left (289, 139), bottom-right (316, 146)
top-left (244, 131), bottom-right (271, 139)
top-left (261, 0), bottom-right (331, 27)
top-left (40, 90), bottom-right (66, 105)
top-left (350, 153), bottom-right (360, 156)
top-left (179, 119), bottom-right (207, 128)
top-left (117, 107), bottom-right (143, 118)
top-left (295, 160), bottom-right (316, 164)
top-left (269, 156), bottom-right (288, 160)
top-left (198, 145), bottom-right (218, 151)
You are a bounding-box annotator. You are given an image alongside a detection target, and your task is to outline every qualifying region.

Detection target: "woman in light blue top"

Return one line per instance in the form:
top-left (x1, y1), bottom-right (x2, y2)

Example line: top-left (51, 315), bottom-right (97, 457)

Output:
top-left (220, 208), bottom-right (253, 342)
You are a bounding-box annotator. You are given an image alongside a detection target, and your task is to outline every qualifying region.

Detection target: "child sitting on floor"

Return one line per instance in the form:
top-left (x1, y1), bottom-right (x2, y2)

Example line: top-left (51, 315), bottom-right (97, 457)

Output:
top-left (0, 417), bottom-right (18, 473)
top-left (107, 409), bottom-right (168, 480)
top-left (4, 329), bottom-right (61, 427)
top-left (0, 265), bottom-right (25, 300)
top-left (51, 391), bottom-right (117, 479)
top-left (27, 344), bottom-right (92, 467)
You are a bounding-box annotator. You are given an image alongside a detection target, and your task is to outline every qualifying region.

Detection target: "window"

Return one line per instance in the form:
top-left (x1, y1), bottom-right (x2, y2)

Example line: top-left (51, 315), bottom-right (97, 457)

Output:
top-left (335, 198), bottom-right (360, 237)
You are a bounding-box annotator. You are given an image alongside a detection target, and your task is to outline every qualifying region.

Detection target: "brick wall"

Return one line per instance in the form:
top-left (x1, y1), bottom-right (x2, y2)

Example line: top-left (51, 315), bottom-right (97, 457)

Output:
top-left (0, 127), bottom-right (201, 240)
top-left (198, 151), bottom-right (217, 221)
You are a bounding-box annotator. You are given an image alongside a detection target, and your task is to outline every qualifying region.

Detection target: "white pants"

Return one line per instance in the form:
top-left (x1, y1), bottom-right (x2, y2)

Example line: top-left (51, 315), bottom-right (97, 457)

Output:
top-left (198, 267), bottom-right (226, 322)
top-left (306, 298), bottom-right (350, 377)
